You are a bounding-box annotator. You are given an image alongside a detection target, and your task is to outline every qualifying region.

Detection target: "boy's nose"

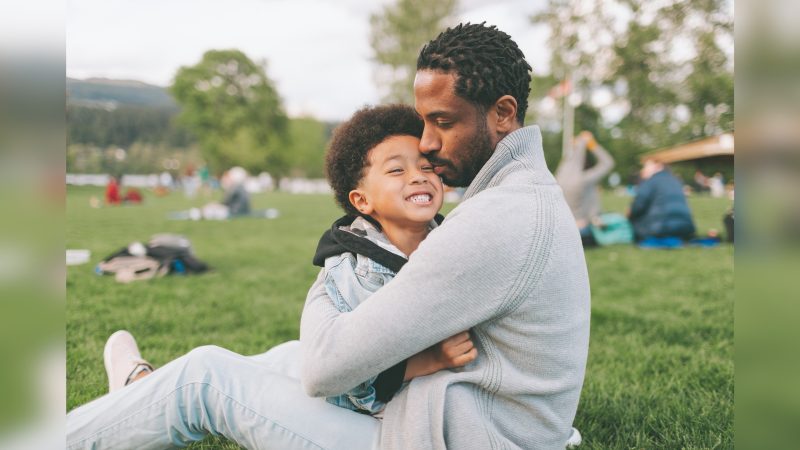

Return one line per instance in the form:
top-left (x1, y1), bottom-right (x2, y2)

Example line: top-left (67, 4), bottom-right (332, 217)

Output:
top-left (409, 172), bottom-right (429, 184)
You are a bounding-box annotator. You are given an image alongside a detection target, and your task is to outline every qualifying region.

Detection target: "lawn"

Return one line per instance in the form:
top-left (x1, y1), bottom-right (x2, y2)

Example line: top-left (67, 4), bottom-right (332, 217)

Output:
top-left (66, 186), bottom-right (733, 449)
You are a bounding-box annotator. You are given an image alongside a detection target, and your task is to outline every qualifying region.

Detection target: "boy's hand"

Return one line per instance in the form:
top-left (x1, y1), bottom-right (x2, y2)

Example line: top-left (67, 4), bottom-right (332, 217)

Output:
top-left (405, 331), bottom-right (478, 381)
top-left (434, 331), bottom-right (478, 369)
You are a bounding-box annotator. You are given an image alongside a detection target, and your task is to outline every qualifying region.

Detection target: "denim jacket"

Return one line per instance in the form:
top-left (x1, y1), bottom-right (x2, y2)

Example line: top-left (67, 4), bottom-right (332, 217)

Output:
top-left (319, 216), bottom-right (438, 414)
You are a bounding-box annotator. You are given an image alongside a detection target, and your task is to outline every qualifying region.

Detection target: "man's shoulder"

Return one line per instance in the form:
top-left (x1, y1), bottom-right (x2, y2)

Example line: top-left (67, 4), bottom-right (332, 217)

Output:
top-left (439, 183), bottom-right (565, 248)
top-left (458, 182), bottom-right (563, 215)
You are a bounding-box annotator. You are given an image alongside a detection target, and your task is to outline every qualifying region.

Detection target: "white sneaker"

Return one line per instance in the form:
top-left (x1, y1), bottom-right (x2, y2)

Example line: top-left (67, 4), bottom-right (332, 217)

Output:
top-left (566, 427), bottom-right (582, 448)
top-left (103, 330), bottom-right (153, 392)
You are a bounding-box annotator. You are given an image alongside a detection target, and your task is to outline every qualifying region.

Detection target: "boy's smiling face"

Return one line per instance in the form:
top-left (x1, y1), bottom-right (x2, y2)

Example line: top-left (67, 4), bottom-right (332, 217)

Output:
top-left (349, 135), bottom-right (443, 229)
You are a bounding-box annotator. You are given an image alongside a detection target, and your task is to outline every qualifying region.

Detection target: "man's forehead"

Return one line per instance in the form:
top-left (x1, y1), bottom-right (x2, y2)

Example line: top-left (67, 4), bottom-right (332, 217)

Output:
top-left (413, 70), bottom-right (463, 115)
top-left (414, 70), bottom-right (456, 96)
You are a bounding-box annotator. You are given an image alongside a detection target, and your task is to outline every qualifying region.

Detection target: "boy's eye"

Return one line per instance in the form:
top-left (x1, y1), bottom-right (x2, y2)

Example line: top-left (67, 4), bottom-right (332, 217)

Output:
top-left (421, 165), bottom-right (434, 172)
top-left (388, 168), bottom-right (403, 174)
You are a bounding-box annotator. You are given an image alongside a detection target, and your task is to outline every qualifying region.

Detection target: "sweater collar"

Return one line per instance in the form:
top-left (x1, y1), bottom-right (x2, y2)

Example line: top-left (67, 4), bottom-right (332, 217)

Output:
top-left (462, 125), bottom-right (546, 201)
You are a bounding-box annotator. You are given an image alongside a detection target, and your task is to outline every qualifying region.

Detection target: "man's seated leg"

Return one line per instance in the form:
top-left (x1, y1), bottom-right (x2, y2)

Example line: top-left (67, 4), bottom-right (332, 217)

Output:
top-left (247, 339), bottom-right (303, 380)
top-left (67, 344), bottom-right (380, 450)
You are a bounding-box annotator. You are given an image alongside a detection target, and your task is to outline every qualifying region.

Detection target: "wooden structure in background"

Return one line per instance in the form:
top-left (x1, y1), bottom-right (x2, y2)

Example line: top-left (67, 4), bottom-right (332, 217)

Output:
top-left (640, 133), bottom-right (734, 163)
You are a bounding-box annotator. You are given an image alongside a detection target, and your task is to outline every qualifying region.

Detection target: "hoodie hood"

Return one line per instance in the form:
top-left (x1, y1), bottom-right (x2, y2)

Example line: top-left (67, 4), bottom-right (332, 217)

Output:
top-left (312, 214), bottom-right (443, 273)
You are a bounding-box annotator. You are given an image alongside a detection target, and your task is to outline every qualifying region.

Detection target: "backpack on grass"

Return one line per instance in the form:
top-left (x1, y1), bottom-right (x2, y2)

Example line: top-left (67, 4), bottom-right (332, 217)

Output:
top-left (96, 234), bottom-right (210, 283)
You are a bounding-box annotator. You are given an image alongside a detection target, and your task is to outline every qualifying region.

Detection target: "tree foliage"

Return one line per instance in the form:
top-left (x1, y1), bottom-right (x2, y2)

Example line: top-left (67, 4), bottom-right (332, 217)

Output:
top-left (67, 104), bottom-right (192, 149)
top-left (170, 49), bottom-right (289, 175)
top-left (282, 117), bottom-right (334, 179)
top-left (531, 0), bottom-right (733, 178)
top-left (370, 0), bottom-right (458, 104)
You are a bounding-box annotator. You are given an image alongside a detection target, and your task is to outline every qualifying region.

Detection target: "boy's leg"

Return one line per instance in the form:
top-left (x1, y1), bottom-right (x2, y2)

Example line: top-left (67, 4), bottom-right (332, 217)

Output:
top-left (67, 344), bottom-right (380, 450)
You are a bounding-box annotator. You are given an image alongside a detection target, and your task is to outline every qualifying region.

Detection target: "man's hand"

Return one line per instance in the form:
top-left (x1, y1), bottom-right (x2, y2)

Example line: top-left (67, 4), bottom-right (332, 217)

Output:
top-left (404, 331), bottom-right (478, 381)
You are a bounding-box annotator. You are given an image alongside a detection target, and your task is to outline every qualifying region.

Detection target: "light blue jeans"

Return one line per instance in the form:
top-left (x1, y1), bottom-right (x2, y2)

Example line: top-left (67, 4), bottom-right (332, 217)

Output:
top-left (66, 341), bottom-right (381, 449)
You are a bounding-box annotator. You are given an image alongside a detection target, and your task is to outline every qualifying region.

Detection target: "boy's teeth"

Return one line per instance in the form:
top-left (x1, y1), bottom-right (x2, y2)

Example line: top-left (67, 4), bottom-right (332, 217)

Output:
top-left (409, 194), bottom-right (431, 203)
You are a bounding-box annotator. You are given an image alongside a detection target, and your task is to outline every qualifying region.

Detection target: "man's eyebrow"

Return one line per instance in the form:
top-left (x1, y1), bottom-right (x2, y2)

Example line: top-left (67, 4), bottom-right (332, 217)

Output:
top-left (423, 111), bottom-right (452, 120)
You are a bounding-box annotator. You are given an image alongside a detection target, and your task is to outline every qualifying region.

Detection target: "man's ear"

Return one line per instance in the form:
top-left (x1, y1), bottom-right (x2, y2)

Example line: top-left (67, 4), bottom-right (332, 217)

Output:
top-left (348, 189), bottom-right (373, 215)
top-left (493, 95), bottom-right (519, 134)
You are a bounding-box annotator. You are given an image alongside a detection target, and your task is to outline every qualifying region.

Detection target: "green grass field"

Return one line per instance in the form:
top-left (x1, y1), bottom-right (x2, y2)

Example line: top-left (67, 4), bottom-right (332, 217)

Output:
top-left (67, 186), bottom-right (733, 449)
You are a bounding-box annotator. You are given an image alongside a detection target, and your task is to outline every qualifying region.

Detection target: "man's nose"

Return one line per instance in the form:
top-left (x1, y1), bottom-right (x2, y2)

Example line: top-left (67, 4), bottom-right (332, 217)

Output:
top-left (419, 127), bottom-right (440, 154)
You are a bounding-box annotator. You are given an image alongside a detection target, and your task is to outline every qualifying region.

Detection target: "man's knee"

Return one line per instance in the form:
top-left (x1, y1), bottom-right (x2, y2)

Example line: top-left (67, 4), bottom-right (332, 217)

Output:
top-left (182, 345), bottom-right (232, 376)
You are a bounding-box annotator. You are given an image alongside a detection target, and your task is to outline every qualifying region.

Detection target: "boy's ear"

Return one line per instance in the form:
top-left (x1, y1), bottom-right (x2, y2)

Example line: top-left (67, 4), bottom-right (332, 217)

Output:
top-left (348, 189), bottom-right (373, 215)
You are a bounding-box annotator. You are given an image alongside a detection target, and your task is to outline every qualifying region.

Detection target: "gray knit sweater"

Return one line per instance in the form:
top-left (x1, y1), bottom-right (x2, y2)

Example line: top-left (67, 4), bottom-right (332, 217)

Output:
top-left (300, 126), bottom-right (590, 450)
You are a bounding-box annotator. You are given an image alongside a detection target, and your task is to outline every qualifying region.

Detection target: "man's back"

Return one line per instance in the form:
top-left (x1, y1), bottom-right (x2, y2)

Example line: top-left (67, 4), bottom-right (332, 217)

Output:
top-left (385, 185), bottom-right (589, 449)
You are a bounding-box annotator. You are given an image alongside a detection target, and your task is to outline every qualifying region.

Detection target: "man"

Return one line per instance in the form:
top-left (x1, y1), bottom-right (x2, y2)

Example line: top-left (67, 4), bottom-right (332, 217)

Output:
top-left (301, 23), bottom-right (589, 449)
top-left (67, 23), bottom-right (589, 450)
top-left (629, 159), bottom-right (696, 241)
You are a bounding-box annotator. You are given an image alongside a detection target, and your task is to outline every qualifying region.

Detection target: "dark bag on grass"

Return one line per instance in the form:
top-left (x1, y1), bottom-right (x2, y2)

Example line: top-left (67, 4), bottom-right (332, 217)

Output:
top-left (96, 234), bottom-right (210, 283)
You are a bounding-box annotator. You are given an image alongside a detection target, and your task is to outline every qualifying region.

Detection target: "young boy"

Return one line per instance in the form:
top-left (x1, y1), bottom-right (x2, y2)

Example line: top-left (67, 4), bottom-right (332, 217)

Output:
top-left (314, 104), bottom-right (477, 414)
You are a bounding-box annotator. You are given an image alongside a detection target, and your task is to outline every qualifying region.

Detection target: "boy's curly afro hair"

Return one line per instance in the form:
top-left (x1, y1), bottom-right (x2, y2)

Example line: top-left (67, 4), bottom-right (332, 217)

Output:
top-left (325, 104), bottom-right (424, 217)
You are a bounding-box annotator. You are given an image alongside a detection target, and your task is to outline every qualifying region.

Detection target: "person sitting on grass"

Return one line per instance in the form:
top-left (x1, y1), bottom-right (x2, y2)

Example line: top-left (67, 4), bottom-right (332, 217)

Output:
top-left (628, 158), bottom-right (696, 242)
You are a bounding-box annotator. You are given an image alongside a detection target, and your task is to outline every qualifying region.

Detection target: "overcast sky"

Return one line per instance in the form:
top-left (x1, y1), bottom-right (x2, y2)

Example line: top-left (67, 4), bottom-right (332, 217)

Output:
top-left (66, 0), bottom-right (549, 121)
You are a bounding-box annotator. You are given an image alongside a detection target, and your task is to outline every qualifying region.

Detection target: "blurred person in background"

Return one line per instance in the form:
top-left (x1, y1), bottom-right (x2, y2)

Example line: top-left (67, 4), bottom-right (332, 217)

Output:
top-left (692, 169), bottom-right (710, 194)
top-left (104, 176), bottom-right (120, 205)
top-left (709, 172), bottom-right (726, 198)
top-left (628, 159), bottom-right (696, 242)
top-left (556, 130), bottom-right (615, 247)
top-left (220, 166), bottom-right (251, 217)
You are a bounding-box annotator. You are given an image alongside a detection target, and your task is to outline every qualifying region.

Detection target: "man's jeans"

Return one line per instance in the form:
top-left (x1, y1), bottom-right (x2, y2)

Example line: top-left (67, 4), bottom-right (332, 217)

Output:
top-left (66, 341), bottom-right (381, 449)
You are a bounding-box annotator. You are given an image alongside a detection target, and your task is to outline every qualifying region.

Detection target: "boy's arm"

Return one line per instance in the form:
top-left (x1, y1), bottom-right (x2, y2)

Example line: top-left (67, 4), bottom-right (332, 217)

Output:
top-left (300, 191), bottom-right (554, 397)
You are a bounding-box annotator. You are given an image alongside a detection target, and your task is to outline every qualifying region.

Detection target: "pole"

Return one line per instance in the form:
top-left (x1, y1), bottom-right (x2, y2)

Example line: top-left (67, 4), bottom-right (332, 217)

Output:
top-left (561, 75), bottom-right (574, 159)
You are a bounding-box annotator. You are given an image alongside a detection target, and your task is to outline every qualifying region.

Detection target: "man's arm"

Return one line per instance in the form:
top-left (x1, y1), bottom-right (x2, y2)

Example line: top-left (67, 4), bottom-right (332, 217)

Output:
top-left (300, 189), bottom-right (553, 397)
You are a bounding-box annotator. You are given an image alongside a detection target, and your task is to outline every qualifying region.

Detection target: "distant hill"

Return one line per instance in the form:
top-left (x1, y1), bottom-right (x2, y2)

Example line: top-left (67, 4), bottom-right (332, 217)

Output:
top-left (67, 78), bottom-right (178, 110)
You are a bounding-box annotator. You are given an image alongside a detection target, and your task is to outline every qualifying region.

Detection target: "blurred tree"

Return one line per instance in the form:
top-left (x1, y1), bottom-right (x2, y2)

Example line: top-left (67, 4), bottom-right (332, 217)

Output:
top-left (66, 142), bottom-right (202, 175)
top-left (171, 50), bottom-right (289, 175)
top-left (532, 0), bottom-right (618, 91)
top-left (67, 104), bottom-right (193, 149)
top-left (370, 0), bottom-right (458, 104)
top-left (283, 117), bottom-right (331, 178)
top-left (530, 0), bottom-right (733, 178)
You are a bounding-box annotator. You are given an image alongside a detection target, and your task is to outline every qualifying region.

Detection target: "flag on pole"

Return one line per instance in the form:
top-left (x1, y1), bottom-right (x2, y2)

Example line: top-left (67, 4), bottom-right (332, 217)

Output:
top-left (548, 79), bottom-right (572, 98)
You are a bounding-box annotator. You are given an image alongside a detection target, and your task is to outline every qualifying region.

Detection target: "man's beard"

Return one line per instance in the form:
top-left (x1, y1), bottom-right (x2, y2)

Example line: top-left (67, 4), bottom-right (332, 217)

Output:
top-left (434, 119), bottom-right (494, 188)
